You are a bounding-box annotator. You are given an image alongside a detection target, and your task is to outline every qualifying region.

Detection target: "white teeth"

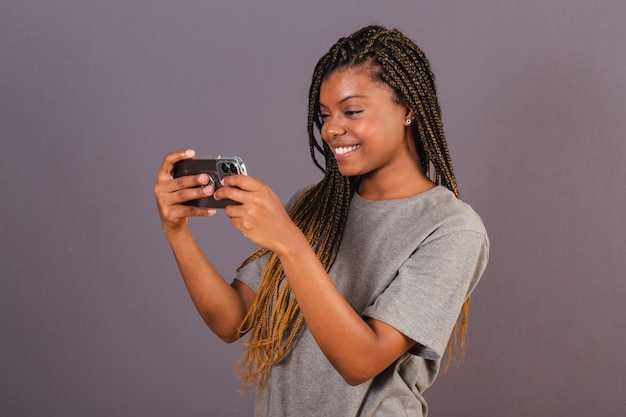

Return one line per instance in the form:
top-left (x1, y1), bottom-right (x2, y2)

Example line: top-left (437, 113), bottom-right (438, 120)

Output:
top-left (334, 145), bottom-right (360, 155)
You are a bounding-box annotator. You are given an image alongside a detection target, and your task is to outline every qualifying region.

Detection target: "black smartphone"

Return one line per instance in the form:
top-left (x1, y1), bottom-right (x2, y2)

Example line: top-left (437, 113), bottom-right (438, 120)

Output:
top-left (172, 156), bottom-right (248, 208)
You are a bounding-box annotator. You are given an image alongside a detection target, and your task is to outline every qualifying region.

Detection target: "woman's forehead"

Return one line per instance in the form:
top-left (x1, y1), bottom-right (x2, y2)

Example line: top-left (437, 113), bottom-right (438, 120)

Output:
top-left (319, 67), bottom-right (394, 106)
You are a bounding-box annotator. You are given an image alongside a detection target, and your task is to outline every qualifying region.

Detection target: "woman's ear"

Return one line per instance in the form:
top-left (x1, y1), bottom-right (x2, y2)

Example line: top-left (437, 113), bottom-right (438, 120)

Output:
top-left (404, 108), bottom-right (414, 126)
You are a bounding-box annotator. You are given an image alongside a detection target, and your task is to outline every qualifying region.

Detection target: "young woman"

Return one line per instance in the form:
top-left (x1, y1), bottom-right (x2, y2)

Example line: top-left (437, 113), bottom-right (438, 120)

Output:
top-left (154, 25), bottom-right (489, 417)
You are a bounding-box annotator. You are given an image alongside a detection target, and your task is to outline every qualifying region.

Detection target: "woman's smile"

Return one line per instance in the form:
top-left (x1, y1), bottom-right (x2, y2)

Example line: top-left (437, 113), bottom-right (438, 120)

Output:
top-left (332, 144), bottom-right (361, 157)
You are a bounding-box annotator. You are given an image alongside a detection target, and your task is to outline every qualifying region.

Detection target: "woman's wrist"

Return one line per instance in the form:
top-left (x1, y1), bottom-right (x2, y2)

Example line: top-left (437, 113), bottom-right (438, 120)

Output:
top-left (162, 221), bottom-right (192, 240)
top-left (274, 224), bottom-right (314, 263)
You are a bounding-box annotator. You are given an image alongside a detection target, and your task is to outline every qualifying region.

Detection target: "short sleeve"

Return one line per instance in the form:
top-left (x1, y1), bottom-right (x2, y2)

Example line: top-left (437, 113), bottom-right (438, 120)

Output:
top-left (234, 253), bottom-right (268, 291)
top-left (362, 229), bottom-right (489, 359)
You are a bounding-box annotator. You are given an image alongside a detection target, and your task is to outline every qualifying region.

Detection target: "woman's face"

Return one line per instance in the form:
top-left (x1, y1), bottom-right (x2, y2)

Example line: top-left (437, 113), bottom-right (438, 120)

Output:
top-left (319, 66), bottom-right (415, 180)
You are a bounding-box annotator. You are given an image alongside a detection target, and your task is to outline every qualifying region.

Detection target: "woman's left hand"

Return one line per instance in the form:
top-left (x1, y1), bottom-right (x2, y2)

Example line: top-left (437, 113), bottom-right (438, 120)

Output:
top-left (215, 175), bottom-right (302, 254)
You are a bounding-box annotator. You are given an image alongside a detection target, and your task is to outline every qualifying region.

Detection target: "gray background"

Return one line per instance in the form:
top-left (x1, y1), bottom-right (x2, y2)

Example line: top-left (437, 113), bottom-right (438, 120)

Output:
top-left (2, 1), bottom-right (625, 416)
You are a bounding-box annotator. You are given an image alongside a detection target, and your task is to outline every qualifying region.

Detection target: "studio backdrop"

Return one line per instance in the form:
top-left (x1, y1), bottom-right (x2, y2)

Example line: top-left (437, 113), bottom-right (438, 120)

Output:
top-left (1, 1), bottom-right (625, 416)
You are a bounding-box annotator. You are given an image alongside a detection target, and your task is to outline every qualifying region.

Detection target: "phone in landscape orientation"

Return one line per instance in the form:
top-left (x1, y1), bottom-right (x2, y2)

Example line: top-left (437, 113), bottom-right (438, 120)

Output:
top-left (172, 156), bottom-right (248, 208)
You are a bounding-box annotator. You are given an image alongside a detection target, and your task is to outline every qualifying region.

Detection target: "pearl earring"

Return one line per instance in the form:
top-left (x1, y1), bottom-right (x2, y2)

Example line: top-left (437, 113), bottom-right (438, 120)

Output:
top-left (405, 119), bottom-right (412, 125)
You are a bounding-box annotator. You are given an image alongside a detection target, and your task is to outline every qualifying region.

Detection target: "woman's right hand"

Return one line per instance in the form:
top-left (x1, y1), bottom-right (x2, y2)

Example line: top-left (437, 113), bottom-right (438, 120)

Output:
top-left (154, 149), bottom-right (216, 234)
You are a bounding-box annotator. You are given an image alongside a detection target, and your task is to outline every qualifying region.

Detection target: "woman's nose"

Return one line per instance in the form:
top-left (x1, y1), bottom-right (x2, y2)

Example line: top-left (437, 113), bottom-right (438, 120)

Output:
top-left (323, 116), bottom-right (346, 140)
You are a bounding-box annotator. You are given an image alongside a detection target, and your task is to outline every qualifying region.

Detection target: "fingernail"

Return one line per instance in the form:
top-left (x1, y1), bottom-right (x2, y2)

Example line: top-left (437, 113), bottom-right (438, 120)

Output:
top-left (206, 209), bottom-right (216, 216)
top-left (185, 149), bottom-right (195, 157)
top-left (202, 185), bottom-right (213, 195)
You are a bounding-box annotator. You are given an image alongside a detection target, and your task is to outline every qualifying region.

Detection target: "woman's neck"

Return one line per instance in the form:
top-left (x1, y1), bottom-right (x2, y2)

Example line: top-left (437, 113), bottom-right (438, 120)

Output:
top-left (357, 164), bottom-right (435, 201)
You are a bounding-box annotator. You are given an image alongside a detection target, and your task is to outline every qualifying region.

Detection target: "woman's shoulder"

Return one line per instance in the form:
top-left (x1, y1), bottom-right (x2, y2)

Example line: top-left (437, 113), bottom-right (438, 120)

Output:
top-left (284, 184), bottom-right (317, 210)
top-left (421, 186), bottom-right (488, 238)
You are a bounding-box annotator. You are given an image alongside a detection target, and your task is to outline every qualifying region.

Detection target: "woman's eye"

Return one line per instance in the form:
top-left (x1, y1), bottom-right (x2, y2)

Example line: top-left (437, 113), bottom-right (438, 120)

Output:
top-left (319, 113), bottom-right (330, 122)
top-left (346, 110), bottom-right (362, 116)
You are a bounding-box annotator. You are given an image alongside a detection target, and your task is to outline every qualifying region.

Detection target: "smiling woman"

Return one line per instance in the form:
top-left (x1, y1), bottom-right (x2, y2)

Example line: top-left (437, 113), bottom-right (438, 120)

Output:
top-left (154, 25), bottom-right (489, 417)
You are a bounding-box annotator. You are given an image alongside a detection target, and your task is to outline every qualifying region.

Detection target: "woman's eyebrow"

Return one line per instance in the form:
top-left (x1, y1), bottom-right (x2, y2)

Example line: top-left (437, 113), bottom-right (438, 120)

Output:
top-left (319, 94), bottom-right (369, 108)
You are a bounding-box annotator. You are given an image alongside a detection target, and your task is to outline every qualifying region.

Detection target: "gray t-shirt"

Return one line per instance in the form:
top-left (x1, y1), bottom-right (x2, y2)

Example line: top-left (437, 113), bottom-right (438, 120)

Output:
top-left (235, 185), bottom-right (489, 417)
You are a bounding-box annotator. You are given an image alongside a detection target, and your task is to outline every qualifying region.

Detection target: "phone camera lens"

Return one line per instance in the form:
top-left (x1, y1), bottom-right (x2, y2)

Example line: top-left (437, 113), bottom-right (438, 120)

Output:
top-left (221, 163), bottom-right (229, 174)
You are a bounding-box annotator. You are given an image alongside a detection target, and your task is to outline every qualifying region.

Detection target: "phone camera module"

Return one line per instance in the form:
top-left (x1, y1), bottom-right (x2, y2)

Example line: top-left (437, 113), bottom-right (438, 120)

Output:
top-left (220, 162), bottom-right (239, 176)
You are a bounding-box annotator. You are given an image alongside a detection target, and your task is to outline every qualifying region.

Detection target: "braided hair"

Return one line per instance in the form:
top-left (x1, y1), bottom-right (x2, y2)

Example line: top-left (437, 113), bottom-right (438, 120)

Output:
top-left (237, 25), bottom-right (468, 390)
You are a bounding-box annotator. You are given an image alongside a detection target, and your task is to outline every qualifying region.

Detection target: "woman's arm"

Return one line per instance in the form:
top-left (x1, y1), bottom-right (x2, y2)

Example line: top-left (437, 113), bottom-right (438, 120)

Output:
top-left (164, 226), bottom-right (255, 342)
top-left (277, 233), bottom-right (416, 385)
top-left (218, 175), bottom-right (415, 384)
top-left (154, 150), bottom-right (255, 342)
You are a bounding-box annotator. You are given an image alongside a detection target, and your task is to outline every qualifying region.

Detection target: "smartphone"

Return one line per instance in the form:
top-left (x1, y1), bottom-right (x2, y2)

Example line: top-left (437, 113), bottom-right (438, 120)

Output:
top-left (172, 156), bottom-right (248, 208)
